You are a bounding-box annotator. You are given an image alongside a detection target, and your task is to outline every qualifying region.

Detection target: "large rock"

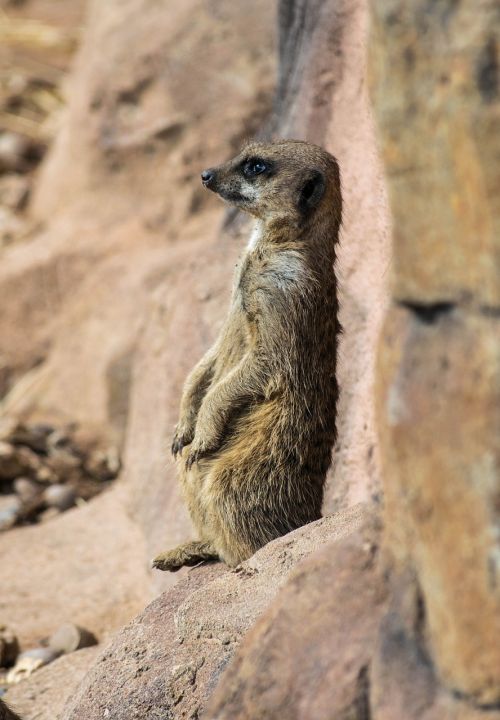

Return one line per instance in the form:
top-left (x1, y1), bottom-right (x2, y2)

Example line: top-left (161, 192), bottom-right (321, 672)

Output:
top-left (204, 508), bottom-right (385, 720)
top-left (63, 505), bottom-right (368, 720)
top-left (370, 0), bottom-right (499, 307)
top-left (372, 0), bottom-right (500, 710)
top-left (275, 0), bottom-right (391, 512)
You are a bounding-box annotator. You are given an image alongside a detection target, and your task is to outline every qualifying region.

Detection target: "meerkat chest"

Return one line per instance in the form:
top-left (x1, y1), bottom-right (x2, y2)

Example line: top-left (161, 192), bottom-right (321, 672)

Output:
top-left (246, 222), bottom-right (263, 252)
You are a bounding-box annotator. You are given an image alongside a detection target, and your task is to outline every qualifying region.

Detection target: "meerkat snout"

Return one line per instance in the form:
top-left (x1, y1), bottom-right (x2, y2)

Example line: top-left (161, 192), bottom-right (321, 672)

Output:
top-left (201, 168), bottom-right (215, 186)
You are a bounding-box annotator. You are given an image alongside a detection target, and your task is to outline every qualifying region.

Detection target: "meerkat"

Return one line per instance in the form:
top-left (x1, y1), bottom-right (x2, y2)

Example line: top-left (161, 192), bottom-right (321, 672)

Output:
top-left (153, 139), bottom-right (342, 571)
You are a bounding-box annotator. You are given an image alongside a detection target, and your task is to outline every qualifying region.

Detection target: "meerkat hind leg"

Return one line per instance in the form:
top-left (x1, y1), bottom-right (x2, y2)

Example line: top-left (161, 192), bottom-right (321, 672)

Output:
top-left (152, 540), bottom-right (219, 572)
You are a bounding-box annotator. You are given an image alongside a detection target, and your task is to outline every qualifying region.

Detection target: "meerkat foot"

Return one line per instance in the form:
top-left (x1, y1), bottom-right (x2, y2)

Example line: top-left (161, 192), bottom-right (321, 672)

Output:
top-left (152, 541), bottom-right (219, 572)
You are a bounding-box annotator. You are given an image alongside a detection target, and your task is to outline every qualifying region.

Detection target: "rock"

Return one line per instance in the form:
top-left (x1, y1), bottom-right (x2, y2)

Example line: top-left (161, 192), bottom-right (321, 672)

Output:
top-left (0, 629), bottom-right (19, 669)
top-left (45, 450), bottom-right (81, 479)
top-left (13, 478), bottom-right (41, 503)
top-left (43, 484), bottom-right (76, 512)
top-left (205, 510), bottom-right (385, 719)
top-left (8, 424), bottom-right (52, 454)
top-left (46, 430), bottom-right (70, 451)
top-left (0, 488), bottom-right (150, 653)
top-left (0, 444), bottom-right (23, 481)
top-left (48, 624), bottom-right (97, 655)
top-left (0, 497), bottom-right (20, 532)
top-left (84, 448), bottom-right (120, 481)
top-left (0, 698), bottom-right (22, 720)
top-left (3, 648), bottom-right (99, 720)
top-left (0, 445), bottom-right (43, 482)
top-left (372, 0), bottom-right (500, 707)
top-left (0, 509), bottom-right (18, 532)
top-left (0, 176), bottom-right (30, 213)
top-left (370, 0), bottom-right (499, 309)
top-left (34, 466), bottom-right (57, 484)
top-left (7, 649), bottom-right (60, 684)
top-left (63, 506), bottom-right (368, 720)
top-left (0, 133), bottom-right (29, 174)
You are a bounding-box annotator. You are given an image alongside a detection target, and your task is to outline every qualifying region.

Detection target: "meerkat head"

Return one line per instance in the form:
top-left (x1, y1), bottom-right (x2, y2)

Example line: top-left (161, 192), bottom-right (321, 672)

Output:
top-left (200, 140), bottom-right (341, 223)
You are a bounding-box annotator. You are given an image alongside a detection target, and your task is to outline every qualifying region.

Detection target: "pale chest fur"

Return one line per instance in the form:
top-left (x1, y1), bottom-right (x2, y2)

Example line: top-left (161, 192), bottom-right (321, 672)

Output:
top-left (233, 222), bottom-right (310, 333)
top-left (246, 221), bottom-right (263, 252)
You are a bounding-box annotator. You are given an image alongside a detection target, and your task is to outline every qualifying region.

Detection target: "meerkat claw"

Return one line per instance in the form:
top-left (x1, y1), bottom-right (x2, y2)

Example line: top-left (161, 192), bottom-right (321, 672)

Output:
top-left (171, 438), bottom-right (182, 457)
top-left (185, 451), bottom-right (198, 469)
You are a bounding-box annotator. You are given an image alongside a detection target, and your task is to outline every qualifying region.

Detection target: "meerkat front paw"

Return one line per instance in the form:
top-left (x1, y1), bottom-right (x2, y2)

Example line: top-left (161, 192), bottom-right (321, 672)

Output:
top-left (152, 549), bottom-right (184, 572)
top-left (152, 541), bottom-right (218, 571)
top-left (171, 424), bottom-right (194, 457)
top-left (184, 436), bottom-right (218, 469)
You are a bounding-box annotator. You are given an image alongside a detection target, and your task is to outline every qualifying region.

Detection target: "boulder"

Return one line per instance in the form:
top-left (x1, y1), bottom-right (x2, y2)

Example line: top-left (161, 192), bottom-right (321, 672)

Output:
top-left (372, 0), bottom-right (500, 708)
top-left (3, 648), bottom-right (99, 720)
top-left (204, 509), bottom-right (385, 720)
top-left (63, 505), bottom-right (369, 720)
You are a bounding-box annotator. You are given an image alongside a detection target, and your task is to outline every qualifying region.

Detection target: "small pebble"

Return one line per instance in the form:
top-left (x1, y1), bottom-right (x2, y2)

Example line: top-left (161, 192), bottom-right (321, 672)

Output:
top-left (0, 505), bottom-right (20, 532)
top-left (46, 429), bottom-right (69, 450)
top-left (35, 466), bottom-right (57, 484)
top-left (0, 132), bottom-right (29, 173)
top-left (0, 443), bottom-right (24, 481)
top-left (43, 484), bottom-right (76, 511)
top-left (48, 623), bottom-right (97, 654)
top-left (0, 626), bottom-right (19, 668)
top-left (46, 448), bottom-right (81, 477)
top-left (6, 648), bottom-right (60, 684)
top-left (14, 478), bottom-right (41, 503)
top-left (9, 423), bottom-right (51, 454)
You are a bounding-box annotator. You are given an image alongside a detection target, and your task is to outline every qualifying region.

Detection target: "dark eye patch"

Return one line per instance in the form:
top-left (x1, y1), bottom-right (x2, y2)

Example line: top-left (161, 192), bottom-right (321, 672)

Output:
top-left (242, 157), bottom-right (270, 179)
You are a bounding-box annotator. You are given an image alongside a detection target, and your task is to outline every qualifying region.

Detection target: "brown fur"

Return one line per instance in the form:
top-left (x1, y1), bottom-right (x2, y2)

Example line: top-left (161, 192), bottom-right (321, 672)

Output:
top-left (153, 140), bottom-right (342, 570)
top-left (0, 699), bottom-right (22, 720)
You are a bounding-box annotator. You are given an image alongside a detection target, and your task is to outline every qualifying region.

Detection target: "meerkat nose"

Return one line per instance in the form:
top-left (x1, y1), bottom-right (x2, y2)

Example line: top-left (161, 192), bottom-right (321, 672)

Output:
top-left (201, 169), bottom-right (215, 186)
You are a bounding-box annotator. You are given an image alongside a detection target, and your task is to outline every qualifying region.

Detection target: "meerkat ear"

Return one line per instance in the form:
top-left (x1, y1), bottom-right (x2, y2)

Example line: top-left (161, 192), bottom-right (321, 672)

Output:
top-left (298, 170), bottom-right (326, 214)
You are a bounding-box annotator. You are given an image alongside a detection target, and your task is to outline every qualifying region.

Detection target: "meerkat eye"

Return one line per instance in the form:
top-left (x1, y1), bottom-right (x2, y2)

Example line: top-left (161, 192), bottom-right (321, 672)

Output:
top-left (242, 158), bottom-right (268, 178)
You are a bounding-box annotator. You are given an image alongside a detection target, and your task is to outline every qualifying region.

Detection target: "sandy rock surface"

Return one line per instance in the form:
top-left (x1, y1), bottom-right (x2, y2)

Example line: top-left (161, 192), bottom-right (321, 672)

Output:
top-left (4, 648), bottom-right (99, 720)
top-left (0, 488), bottom-right (149, 650)
top-left (373, 0), bottom-right (500, 713)
top-left (205, 508), bottom-right (385, 719)
top-left (63, 505), bottom-right (369, 720)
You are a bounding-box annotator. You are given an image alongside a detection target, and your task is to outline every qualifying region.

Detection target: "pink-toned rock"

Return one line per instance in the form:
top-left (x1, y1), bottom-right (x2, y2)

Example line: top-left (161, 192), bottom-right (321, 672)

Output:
top-left (48, 624), bottom-right (97, 655)
top-left (205, 509), bottom-right (385, 720)
top-left (370, 0), bottom-right (499, 308)
top-left (373, 0), bottom-right (500, 708)
top-left (0, 488), bottom-right (149, 650)
top-left (274, 0), bottom-right (391, 511)
top-left (64, 506), bottom-right (369, 720)
top-left (3, 648), bottom-right (99, 720)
